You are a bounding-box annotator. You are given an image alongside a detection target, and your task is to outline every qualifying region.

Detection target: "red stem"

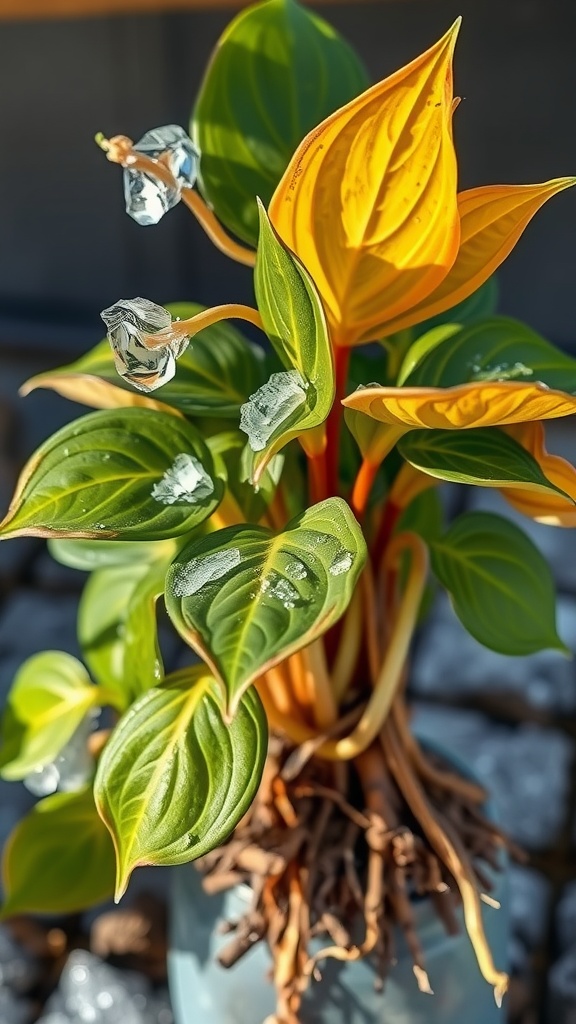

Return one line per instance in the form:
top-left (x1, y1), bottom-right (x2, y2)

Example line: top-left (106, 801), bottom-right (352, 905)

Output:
top-left (325, 347), bottom-right (351, 497)
top-left (371, 498), bottom-right (402, 569)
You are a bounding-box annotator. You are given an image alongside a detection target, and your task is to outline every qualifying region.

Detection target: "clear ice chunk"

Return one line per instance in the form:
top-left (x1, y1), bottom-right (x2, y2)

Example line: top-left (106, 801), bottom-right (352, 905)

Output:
top-left (101, 297), bottom-right (189, 393)
top-left (151, 454), bottom-right (214, 506)
top-left (24, 714), bottom-right (95, 797)
top-left (329, 550), bottom-right (353, 576)
top-left (124, 125), bottom-right (200, 226)
top-left (173, 549), bottom-right (241, 598)
top-left (240, 370), bottom-right (308, 452)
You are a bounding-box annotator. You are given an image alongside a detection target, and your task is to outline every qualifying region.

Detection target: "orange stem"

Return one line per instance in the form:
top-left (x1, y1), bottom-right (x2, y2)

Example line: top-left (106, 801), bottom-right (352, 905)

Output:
top-left (325, 346), bottom-right (351, 497)
top-left (351, 458), bottom-right (379, 521)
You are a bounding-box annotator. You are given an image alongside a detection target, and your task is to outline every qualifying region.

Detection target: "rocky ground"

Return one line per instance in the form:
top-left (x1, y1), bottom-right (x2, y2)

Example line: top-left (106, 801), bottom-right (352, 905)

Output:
top-left (0, 350), bottom-right (575, 1023)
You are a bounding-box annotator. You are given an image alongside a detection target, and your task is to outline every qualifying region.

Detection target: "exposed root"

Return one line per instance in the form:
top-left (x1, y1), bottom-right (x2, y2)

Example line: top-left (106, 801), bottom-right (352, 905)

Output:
top-left (194, 720), bottom-right (514, 1022)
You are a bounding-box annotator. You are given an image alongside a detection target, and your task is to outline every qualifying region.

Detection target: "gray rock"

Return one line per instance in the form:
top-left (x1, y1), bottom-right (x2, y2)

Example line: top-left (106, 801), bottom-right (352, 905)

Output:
top-left (0, 590), bottom-right (81, 704)
top-left (507, 866), bottom-right (551, 973)
top-left (549, 946), bottom-right (576, 1023)
top-left (0, 924), bottom-right (41, 994)
top-left (0, 983), bottom-right (33, 1024)
top-left (411, 704), bottom-right (572, 849)
top-left (43, 950), bottom-right (173, 1023)
top-left (411, 591), bottom-right (576, 713)
top-left (556, 882), bottom-right (576, 953)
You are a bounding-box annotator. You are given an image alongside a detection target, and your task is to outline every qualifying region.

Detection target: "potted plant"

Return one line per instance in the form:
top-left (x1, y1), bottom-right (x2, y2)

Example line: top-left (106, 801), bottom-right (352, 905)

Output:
top-left (0, 1), bottom-right (575, 1022)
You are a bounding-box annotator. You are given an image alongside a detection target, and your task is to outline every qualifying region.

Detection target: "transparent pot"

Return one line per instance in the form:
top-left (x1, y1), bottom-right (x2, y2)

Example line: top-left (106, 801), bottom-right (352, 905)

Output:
top-left (168, 742), bottom-right (508, 1024)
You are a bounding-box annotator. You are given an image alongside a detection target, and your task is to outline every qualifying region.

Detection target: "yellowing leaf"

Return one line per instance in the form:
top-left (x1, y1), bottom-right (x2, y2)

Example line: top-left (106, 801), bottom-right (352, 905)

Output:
top-left (502, 422), bottom-right (576, 526)
top-left (378, 178), bottom-right (576, 337)
top-left (269, 22), bottom-right (461, 347)
top-left (21, 370), bottom-right (173, 414)
top-left (343, 381), bottom-right (576, 431)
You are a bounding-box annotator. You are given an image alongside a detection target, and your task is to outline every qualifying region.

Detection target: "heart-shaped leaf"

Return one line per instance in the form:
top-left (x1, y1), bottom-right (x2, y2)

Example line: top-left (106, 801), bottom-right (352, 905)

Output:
top-left (241, 204), bottom-right (334, 482)
top-left (398, 427), bottom-right (573, 497)
top-left (0, 652), bottom-right (104, 781)
top-left (1, 787), bottom-right (116, 916)
top-left (430, 511), bottom-right (567, 656)
top-left (192, 0), bottom-right (368, 246)
top-left (22, 303), bottom-right (266, 418)
top-left (165, 497), bottom-right (366, 715)
top-left (405, 317), bottom-right (576, 392)
top-left (94, 668), bottom-right (267, 900)
top-left (0, 408), bottom-right (223, 541)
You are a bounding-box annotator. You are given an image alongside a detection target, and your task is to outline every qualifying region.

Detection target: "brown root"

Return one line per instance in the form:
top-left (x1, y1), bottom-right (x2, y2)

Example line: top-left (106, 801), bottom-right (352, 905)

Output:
top-left (194, 711), bottom-right (514, 1023)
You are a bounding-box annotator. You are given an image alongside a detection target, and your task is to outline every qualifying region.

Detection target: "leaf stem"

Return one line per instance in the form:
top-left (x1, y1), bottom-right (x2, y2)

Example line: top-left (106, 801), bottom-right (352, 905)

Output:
top-left (332, 588), bottom-right (362, 701)
top-left (97, 134), bottom-right (256, 267)
top-left (142, 304), bottom-right (264, 350)
top-left (351, 458), bottom-right (379, 521)
top-left (325, 346), bottom-right (350, 496)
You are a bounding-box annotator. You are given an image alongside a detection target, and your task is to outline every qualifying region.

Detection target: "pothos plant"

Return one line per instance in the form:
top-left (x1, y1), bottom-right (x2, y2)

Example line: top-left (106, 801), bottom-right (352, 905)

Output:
top-left (1, 0), bottom-right (575, 1019)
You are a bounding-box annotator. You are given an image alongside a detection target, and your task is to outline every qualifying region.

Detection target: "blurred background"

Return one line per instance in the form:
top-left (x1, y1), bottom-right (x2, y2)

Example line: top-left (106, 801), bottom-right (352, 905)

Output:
top-left (0, 1), bottom-right (575, 1023)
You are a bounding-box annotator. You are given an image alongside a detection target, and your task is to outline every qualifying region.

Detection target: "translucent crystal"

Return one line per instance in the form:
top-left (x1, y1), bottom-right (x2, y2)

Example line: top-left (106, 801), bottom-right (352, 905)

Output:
top-left (151, 454), bottom-right (214, 506)
top-left (100, 297), bottom-right (188, 393)
top-left (172, 549), bottom-right (241, 598)
top-left (24, 714), bottom-right (95, 797)
top-left (240, 370), bottom-right (308, 452)
top-left (124, 125), bottom-right (200, 226)
top-left (329, 550), bottom-right (353, 576)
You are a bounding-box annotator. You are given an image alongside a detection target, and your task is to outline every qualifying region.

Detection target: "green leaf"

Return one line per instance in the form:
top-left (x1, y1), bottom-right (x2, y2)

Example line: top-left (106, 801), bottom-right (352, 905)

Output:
top-left (0, 652), bottom-right (102, 781)
top-left (415, 276), bottom-right (500, 335)
top-left (0, 408), bottom-right (223, 541)
top-left (22, 303), bottom-right (267, 418)
top-left (192, 0), bottom-right (368, 246)
top-left (123, 559), bottom-right (169, 699)
top-left (430, 511), bottom-right (567, 656)
top-left (242, 203), bottom-right (334, 482)
top-left (398, 428), bottom-right (573, 497)
top-left (207, 430), bottom-right (284, 522)
top-left (1, 787), bottom-right (116, 916)
top-left (397, 324), bottom-right (462, 386)
top-left (94, 667), bottom-right (268, 900)
top-left (48, 536), bottom-right (176, 571)
top-left (395, 488), bottom-right (444, 545)
top-left (404, 316), bottom-right (576, 392)
top-left (165, 497), bottom-right (366, 715)
top-left (79, 559), bottom-right (170, 708)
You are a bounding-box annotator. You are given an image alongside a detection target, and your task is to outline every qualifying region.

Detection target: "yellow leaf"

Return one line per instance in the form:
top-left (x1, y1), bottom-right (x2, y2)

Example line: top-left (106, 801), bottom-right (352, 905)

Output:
top-left (501, 422), bottom-right (576, 526)
top-left (269, 22), bottom-right (461, 347)
top-left (377, 178), bottom-right (576, 337)
top-left (343, 381), bottom-right (576, 431)
top-left (20, 373), bottom-right (180, 415)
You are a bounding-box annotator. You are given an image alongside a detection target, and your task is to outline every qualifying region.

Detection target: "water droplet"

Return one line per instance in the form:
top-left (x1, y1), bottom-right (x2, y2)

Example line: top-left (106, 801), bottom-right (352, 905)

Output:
top-left (102, 452), bottom-right (111, 461)
top-left (329, 550), bottom-right (354, 576)
top-left (173, 548), bottom-right (241, 597)
top-left (152, 453), bottom-right (214, 506)
top-left (63, 447), bottom-right (70, 456)
top-left (96, 523), bottom-right (107, 530)
top-left (240, 369), bottom-right (308, 452)
top-left (472, 360), bottom-right (533, 383)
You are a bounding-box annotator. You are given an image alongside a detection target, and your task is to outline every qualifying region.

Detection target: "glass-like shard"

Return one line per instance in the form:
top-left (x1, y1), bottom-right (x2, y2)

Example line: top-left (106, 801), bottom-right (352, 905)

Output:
top-left (100, 296), bottom-right (188, 392)
top-left (124, 124), bottom-right (200, 226)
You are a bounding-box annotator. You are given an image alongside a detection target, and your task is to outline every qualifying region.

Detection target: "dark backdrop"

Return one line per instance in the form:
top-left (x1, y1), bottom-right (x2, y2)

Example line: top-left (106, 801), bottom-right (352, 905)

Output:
top-left (1, 0), bottom-right (575, 356)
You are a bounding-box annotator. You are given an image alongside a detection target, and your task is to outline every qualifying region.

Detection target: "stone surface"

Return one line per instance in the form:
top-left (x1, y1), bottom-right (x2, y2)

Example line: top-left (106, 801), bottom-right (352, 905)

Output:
top-left (508, 866), bottom-right (552, 974)
top-left (411, 704), bottom-right (573, 849)
top-left (41, 951), bottom-right (173, 1024)
top-left (411, 592), bottom-right (576, 714)
top-left (0, 590), bottom-right (81, 703)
